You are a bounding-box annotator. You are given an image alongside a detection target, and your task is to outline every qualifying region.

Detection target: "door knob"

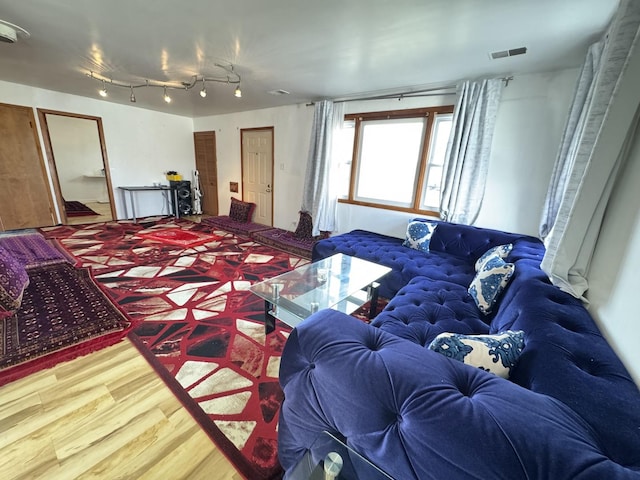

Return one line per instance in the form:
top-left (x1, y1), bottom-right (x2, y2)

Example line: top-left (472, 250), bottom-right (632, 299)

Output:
top-left (266, 184), bottom-right (272, 193)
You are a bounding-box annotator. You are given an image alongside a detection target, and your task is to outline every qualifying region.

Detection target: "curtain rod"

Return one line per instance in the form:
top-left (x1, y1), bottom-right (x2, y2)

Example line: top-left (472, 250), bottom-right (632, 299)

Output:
top-left (306, 76), bottom-right (513, 106)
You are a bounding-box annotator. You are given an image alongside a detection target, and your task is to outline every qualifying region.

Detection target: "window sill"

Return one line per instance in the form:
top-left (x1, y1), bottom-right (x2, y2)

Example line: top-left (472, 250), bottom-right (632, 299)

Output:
top-left (338, 198), bottom-right (441, 218)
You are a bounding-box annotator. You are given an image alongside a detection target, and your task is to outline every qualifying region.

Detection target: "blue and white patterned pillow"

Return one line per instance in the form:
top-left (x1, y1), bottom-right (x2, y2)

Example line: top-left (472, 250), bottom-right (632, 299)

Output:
top-left (402, 221), bottom-right (437, 253)
top-left (468, 257), bottom-right (515, 314)
top-left (428, 330), bottom-right (525, 378)
top-left (475, 243), bottom-right (513, 271)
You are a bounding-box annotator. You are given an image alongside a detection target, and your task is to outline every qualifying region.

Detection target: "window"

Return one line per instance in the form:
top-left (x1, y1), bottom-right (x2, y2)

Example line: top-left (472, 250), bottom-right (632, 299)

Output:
top-left (337, 106), bottom-right (454, 215)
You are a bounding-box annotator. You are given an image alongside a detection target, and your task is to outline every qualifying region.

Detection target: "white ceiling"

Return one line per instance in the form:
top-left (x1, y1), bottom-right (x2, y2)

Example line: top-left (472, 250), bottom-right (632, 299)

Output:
top-left (0, 0), bottom-right (618, 118)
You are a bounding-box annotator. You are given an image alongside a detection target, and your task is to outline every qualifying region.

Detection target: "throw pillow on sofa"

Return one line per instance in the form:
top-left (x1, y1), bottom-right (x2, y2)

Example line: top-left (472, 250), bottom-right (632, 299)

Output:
top-left (475, 243), bottom-right (513, 271)
top-left (428, 330), bottom-right (525, 378)
top-left (0, 246), bottom-right (30, 313)
top-left (229, 197), bottom-right (255, 223)
top-left (468, 257), bottom-right (515, 315)
top-left (402, 220), bottom-right (437, 253)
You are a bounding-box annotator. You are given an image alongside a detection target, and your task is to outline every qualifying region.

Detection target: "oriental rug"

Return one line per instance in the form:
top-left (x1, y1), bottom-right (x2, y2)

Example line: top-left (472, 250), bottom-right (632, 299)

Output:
top-left (0, 262), bottom-right (133, 387)
top-left (64, 200), bottom-right (100, 217)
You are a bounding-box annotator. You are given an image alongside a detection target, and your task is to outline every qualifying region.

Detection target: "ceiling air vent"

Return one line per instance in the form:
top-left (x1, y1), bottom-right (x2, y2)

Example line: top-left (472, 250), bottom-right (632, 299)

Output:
top-left (490, 47), bottom-right (527, 60)
top-left (268, 89), bottom-right (291, 96)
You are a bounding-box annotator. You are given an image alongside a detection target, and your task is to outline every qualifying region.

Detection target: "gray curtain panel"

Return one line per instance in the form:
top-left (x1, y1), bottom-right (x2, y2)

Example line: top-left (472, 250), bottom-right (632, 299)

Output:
top-left (301, 100), bottom-right (344, 236)
top-left (540, 0), bottom-right (640, 299)
top-left (539, 40), bottom-right (605, 239)
top-left (439, 78), bottom-right (504, 225)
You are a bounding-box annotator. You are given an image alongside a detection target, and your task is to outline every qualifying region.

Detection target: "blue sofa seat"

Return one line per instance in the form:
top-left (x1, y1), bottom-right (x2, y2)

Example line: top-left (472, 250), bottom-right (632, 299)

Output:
top-left (279, 221), bottom-right (640, 479)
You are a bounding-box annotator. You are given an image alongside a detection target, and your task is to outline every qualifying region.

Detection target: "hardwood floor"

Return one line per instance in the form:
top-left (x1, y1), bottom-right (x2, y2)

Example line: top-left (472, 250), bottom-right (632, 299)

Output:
top-left (0, 339), bottom-right (244, 480)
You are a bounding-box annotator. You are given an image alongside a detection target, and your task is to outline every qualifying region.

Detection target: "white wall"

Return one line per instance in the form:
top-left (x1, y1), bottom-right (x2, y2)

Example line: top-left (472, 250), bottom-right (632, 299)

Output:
top-left (193, 103), bottom-right (314, 230)
top-left (587, 109), bottom-right (640, 386)
top-left (475, 69), bottom-right (579, 236)
top-left (193, 69), bottom-right (578, 239)
top-left (0, 80), bottom-right (195, 220)
top-left (338, 69), bottom-right (579, 239)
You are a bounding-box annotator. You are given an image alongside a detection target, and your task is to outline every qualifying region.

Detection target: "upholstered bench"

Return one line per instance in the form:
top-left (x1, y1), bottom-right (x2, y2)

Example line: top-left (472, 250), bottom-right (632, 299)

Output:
top-left (201, 197), bottom-right (272, 238)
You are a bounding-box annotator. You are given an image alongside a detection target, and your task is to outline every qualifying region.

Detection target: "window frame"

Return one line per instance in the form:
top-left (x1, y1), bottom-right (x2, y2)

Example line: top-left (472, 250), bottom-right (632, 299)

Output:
top-left (339, 105), bottom-right (454, 217)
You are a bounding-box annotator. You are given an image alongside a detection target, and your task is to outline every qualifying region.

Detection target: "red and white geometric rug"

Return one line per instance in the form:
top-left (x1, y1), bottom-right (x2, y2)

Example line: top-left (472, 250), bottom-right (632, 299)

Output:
top-left (41, 218), bottom-right (307, 479)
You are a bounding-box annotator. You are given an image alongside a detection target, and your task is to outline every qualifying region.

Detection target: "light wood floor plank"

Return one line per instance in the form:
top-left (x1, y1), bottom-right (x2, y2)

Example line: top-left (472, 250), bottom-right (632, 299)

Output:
top-left (0, 338), bottom-right (244, 480)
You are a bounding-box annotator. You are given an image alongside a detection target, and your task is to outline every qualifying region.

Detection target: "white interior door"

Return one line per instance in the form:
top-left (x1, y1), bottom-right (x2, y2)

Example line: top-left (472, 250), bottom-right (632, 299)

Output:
top-left (241, 128), bottom-right (273, 225)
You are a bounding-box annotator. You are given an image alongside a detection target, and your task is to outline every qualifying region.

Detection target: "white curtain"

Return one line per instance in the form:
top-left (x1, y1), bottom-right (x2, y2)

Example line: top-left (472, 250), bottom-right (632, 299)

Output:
top-left (539, 40), bottom-right (605, 238)
top-left (439, 78), bottom-right (504, 224)
top-left (540, 0), bottom-right (640, 299)
top-left (301, 100), bottom-right (345, 236)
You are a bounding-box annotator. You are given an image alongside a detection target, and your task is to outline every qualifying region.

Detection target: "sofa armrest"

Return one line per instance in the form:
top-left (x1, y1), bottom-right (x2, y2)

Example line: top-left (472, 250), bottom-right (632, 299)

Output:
top-left (278, 310), bottom-right (637, 479)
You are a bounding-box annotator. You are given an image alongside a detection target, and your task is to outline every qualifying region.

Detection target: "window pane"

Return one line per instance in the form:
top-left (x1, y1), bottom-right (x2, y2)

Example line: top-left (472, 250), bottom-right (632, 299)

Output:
top-left (355, 118), bottom-right (425, 207)
top-left (421, 114), bottom-right (452, 210)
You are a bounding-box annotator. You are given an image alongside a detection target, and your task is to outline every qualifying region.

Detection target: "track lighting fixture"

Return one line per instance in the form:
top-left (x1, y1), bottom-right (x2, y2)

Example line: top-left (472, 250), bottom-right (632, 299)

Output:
top-left (86, 63), bottom-right (241, 104)
top-left (200, 78), bottom-right (207, 98)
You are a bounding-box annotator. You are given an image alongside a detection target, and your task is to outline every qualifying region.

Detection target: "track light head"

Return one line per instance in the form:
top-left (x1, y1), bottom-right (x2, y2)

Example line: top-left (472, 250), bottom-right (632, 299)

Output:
top-left (234, 85), bottom-right (242, 98)
top-left (163, 86), bottom-right (172, 103)
top-left (200, 78), bottom-right (207, 98)
top-left (129, 86), bottom-right (136, 103)
top-left (99, 80), bottom-right (108, 97)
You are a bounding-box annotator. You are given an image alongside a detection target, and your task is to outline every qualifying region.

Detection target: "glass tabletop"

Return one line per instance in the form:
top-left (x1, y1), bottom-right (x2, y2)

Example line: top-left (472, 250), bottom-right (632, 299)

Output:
top-left (288, 431), bottom-right (393, 480)
top-left (249, 253), bottom-right (391, 327)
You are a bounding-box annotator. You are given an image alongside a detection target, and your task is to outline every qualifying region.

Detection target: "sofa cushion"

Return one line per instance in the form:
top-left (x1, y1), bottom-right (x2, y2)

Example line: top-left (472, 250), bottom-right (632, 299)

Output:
top-left (428, 221), bottom-right (524, 261)
top-left (402, 220), bottom-right (436, 252)
top-left (428, 330), bottom-right (525, 378)
top-left (468, 257), bottom-right (515, 314)
top-left (475, 243), bottom-right (513, 271)
top-left (228, 197), bottom-right (255, 223)
top-left (0, 246), bottom-right (30, 312)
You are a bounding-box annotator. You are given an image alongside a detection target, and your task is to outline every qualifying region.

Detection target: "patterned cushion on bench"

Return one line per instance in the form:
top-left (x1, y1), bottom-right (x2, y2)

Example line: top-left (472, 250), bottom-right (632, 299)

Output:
top-left (252, 228), bottom-right (328, 259)
top-left (201, 216), bottom-right (272, 237)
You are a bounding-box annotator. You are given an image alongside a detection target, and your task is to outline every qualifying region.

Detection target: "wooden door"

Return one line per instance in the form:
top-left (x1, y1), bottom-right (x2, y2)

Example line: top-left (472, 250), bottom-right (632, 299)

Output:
top-left (193, 131), bottom-right (219, 216)
top-left (0, 103), bottom-right (55, 231)
top-left (241, 128), bottom-right (273, 226)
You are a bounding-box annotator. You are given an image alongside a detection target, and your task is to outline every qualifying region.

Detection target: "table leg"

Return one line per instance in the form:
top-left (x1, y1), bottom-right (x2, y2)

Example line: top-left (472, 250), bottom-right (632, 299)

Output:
top-left (368, 282), bottom-right (381, 319)
top-left (120, 189), bottom-right (129, 220)
top-left (264, 300), bottom-right (275, 335)
top-left (129, 190), bottom-right (137, 223)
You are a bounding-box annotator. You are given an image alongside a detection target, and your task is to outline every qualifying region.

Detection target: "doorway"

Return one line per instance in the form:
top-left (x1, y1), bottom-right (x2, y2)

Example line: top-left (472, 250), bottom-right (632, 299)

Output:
top-left (38, 109), bottom-right (116, 225)
top-left (241, 128), bottom-right (274, 226)
top-left (193, 131), bottom-right (219, 216)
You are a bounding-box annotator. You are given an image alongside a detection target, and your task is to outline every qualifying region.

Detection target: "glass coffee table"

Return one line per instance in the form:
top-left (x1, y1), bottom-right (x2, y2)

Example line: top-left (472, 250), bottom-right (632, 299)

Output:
top-left (250, 253), bottom-right (391, 333)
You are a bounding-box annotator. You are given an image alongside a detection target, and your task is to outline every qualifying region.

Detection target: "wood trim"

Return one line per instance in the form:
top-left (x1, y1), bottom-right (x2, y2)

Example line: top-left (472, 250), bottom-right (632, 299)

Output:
top-left (345, 105), bottom-right (454, 122)
top-left (338, 198), bottom-right (440, 218)
top-left (37, 108), bottom-right (116, 223)
top-left (345, 104), bottom-right (453, 216)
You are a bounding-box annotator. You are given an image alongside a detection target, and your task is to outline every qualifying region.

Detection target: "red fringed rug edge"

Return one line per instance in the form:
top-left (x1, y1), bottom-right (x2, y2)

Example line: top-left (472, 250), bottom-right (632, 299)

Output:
top-left (127, 332), bottom-right (283, 480)
top-left (0, 324), bottom-right (134, 388)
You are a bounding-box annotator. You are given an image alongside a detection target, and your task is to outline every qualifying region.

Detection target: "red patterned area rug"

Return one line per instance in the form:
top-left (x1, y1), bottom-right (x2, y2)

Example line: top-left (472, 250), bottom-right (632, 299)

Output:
top-left (41, 218), bottom-right (308, 480)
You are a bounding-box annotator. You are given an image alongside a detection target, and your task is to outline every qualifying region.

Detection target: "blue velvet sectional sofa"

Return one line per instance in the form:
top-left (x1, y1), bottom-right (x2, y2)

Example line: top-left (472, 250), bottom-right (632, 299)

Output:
top-left (277, 221), bottom-right (640, 479)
